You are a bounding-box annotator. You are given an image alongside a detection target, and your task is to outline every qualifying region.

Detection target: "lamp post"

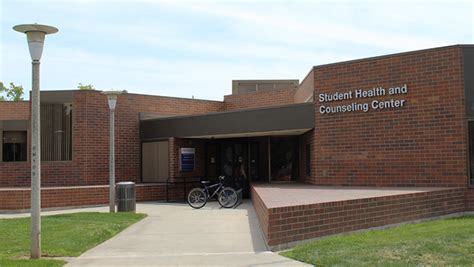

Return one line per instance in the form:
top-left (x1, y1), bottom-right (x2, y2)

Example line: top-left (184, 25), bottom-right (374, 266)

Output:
top-left (102, 90), bottom-right (122, 213)
top-left (13, 23), bottom-right (58, 259)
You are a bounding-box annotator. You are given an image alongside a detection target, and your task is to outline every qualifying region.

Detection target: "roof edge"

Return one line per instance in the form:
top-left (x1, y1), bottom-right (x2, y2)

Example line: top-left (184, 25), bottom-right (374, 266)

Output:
top-left (35, 89), bottom-right (224, 103)
top-left (312, 44), bottom-right (474, 70)
top-left (142, 102), bottom-right (314, 122)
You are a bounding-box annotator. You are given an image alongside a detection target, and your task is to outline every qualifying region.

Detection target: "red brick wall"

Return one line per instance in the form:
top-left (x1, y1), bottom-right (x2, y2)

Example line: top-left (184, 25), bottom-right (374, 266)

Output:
top-left (0, 101), bottom-right (29, 120)
top-left (466, 189), bottom-right (474, 211)
top-left (0, 184), bottom-right (175, 210)
top-left (312, 47), bottom-right (467, 187)
top-left (1, 91), bottom-right (224, 187)
top-left (169, 138), bottom-right (206, 181)
top-left (253, 187), bottom-right (466, 249)
top-left (251, 185), bottom-right (269, 239)
top-left (223, 88), bottom-right (297, 111)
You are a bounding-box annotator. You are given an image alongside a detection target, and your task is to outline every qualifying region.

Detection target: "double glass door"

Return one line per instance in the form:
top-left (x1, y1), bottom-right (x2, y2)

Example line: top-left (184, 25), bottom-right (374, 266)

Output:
top-left (205, 137), bottom-right (298, 183)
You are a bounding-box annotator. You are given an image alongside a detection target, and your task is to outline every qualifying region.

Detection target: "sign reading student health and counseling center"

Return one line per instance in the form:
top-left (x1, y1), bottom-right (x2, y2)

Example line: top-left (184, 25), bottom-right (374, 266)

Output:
top-left (180, 148), bottom-right (195, 172)
top-left (318, 84), bottom-right (408, 114)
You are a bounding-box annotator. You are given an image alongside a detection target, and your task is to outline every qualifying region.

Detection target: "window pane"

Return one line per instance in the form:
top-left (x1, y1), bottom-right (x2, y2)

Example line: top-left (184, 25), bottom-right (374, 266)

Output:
top-left (470, 122), bottom-right (474, 186)
top-left (2, 131), bottom-right (27, 162)
top-left (305, 144), bottom-right (311, 175)
top-left (271, 137), bottom-right (298, 181)
top-left (41, 103), bottom-right (72, 161)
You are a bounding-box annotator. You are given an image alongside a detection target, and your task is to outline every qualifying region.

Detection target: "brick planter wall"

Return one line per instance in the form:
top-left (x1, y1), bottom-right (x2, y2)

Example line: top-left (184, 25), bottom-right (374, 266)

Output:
top-left (252, 186), bottom-right (466, 250)
top-left (251, 186), bottom-right (269, 239)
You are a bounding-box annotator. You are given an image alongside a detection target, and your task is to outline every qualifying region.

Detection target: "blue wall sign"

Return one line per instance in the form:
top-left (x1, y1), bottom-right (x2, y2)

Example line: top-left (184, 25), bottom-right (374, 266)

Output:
top-left (180, 147), bottom-right (195, 172)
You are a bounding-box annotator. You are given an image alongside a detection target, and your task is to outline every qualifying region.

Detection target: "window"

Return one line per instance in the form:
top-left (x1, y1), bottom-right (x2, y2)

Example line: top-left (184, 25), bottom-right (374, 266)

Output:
top-left (271, 137), bottom-right (298, 181)
top-left (40, 103), bottom-right (73, 161)
top-left (470, 121), bottom-right (474, 186)
top-left (2, 131), bottom-right (27, 162)
top-left (305, 144), bottom-right (311, 175)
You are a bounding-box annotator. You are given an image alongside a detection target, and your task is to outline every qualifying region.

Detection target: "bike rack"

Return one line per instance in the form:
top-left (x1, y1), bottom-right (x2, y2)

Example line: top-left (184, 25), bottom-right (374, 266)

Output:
top-left (166, 176), bottom-right (201, 202)
top-left (233, 188), bottom-right (244, 209)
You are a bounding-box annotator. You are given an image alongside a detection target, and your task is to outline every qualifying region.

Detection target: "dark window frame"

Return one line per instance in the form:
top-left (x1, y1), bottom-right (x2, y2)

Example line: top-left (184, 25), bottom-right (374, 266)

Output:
top-left (2, 130), bottom-right (28, 162)
top-left (468, 120), bottom-right (474, 188)
top-left (40, 103), bottom-right (73, 161)
top-left (305, 143), bottom-right (311, 176)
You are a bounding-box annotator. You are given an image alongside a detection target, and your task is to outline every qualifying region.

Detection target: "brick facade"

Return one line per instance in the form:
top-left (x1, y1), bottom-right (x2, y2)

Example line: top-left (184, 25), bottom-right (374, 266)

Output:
top-left (169, 138), bottom-right (206, 181)
top-left (223, 87), bottom-right (297, 111)
top-left (2, 45), bottom-right (474, 220)
top-left (312, 47), bottom-right (468, 187)
top-left (0, 101), bottom-right (29, 120)
top-left (0, 91), bottom-right (224, 188)
top-left (466, 189), bottom-right (474, 211)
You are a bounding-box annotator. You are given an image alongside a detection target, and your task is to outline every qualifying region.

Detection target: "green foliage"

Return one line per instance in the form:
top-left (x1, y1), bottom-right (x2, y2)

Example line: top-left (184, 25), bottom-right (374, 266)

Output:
top-left (0, 212), bottom-right (146, 266)
top-left (77, 83), bottom-right (95, 90)
top-left (0, 82), bottom-right (24, 101)
top-left (281, 216), bottom-right (474, 266)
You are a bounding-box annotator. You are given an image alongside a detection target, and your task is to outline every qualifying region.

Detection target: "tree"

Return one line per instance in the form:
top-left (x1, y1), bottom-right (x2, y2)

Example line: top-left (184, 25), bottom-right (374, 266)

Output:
top-left (77, 83), bottom-right (95, 90)
top-left (0, 82), bottom-right (24, 101)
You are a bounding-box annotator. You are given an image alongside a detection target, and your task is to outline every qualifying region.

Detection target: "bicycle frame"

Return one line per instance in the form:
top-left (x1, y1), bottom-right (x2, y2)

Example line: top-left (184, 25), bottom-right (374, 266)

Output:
top-left (202, 180), bottom-right (225, 200)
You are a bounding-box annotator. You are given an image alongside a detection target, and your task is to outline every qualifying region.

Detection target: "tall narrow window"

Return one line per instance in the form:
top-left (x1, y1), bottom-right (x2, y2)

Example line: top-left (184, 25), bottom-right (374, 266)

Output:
top-left (41, 103), bottom-right (73, 161)
top-left (470, 121), bottom-right (474, 186)
top-left (2, 131), bottom-right (27, 162)
top-left (305, 144), bottom-right (311, 175)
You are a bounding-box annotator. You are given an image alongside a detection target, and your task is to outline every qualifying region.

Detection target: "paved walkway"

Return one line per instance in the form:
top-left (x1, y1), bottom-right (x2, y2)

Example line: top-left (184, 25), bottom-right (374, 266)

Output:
top-left (31, 201), bottom-right (309, 266)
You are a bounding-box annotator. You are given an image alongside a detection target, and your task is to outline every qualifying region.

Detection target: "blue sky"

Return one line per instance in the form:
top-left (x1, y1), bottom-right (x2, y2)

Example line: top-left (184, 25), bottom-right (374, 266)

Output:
top-left (1, 0), bottom-right (473, 101)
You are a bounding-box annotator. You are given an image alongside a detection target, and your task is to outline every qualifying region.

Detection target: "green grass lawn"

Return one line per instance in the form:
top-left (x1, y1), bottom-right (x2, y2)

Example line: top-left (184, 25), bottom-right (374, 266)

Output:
top-left (0, 212), bottom-right (146, 266)
top-left (281, 216), bottom-right (474, 266)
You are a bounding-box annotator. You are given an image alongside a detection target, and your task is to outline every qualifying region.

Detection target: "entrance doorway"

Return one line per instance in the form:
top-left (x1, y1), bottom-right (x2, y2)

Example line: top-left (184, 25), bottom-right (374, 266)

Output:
top-left (204, 136), bottom-right (299, 196)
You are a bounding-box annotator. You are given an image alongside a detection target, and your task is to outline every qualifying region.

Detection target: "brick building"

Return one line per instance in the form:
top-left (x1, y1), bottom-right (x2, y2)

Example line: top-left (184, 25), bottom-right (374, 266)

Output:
top-left (1, 45), bottom-right (474, 246)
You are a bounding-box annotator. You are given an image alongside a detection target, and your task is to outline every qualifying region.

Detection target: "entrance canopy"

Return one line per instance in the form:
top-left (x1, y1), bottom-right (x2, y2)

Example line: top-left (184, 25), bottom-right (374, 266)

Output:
top-left (140, 103), bottom-right (314, 140)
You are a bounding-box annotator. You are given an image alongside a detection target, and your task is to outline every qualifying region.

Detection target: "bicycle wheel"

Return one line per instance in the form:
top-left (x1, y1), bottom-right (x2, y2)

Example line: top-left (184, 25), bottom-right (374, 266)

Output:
top-left (187, 188), bottom-right (207, 209)
top-left (218, 187), bottom-right (238, 208)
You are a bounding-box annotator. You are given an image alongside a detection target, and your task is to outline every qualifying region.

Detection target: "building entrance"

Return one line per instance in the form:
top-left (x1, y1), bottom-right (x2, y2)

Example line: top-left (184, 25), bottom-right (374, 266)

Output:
top-left (204, 136), bottom-right (299, 197)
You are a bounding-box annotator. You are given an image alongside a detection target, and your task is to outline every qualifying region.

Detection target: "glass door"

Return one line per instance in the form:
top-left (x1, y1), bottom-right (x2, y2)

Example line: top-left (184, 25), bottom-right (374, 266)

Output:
top-left (270, 137), bottom-right (298, 181)
top-left (249, 142), bottom-right (259, 180)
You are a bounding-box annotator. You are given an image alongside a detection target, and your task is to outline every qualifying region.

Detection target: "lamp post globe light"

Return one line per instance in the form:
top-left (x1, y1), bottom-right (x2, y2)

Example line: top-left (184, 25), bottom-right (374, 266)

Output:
top-left (13, 23), bottom-right (58, 259)
top-left (102, 90), bottom-right (123, 213)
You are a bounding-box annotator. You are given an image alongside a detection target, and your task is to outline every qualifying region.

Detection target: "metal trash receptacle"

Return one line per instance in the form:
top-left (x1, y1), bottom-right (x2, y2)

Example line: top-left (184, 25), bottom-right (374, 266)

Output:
top-left (116, 182), bottom-right (136, 212)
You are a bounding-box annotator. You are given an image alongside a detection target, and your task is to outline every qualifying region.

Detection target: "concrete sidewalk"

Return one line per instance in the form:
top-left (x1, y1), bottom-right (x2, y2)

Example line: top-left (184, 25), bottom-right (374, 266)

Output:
top-left (59, 201), bottom-right (310, 267)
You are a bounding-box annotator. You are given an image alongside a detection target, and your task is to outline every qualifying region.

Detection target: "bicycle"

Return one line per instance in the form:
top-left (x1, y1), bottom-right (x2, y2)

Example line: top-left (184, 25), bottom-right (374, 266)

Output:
top-left (187, 176), bottom-right (238, 209)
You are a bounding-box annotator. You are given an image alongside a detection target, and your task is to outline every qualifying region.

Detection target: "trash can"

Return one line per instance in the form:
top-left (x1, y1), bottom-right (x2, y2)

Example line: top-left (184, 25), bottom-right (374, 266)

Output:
top-left (116, 182), bottom-right (136, 212)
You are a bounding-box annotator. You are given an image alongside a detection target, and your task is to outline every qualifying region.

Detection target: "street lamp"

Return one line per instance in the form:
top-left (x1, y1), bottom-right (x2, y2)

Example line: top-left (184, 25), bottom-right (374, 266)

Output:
top-left (102, 90), bottom-right (122, 213)
top-left (13, 23), bottom-right (58, 259)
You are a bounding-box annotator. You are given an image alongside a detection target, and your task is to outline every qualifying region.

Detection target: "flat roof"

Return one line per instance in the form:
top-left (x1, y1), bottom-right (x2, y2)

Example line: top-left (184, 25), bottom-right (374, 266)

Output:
top-left (140, 102), bottom-right (314, 140)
